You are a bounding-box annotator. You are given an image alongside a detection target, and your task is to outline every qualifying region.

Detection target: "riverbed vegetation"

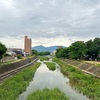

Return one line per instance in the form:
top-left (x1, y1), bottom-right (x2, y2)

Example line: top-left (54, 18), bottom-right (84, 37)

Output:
top-left (96, 64), bottom-right (100, 67)
top-left (27, 88), bottom-right (69, 100)
top-left (0, 62), bottom-right (41, 100)
top-left (39, 56), bottom-right (49, 61)
top-left (45, 62), bottom-right (56, 70)
top-left (53, 58), bottom-right (100, 100)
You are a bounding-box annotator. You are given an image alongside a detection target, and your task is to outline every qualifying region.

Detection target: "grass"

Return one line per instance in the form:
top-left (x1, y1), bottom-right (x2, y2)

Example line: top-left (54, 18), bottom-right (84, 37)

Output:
top-left (39, 56), bottom-right (49, 61)
top-left (84, 61), bottom-right (100, 67)
top-left (96, 64), bottom-right (100, 67)
top-left (0, 56), bottom-right (36, 66)
top-left (45, 62), bottom-right (56, 70)
top-left (53, 58), bottom-right (100, 100)
top-left (0, 60), bottom-right (15, 65)
top-left (27, 88), bottom-right (69, 100)
top-left (0, 62), bottom-right (41, 100)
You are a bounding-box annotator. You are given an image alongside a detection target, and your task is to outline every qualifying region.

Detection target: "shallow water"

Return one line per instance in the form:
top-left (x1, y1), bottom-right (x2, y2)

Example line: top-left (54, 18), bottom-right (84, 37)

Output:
top-left (18, 60), bottom-right (90, 100)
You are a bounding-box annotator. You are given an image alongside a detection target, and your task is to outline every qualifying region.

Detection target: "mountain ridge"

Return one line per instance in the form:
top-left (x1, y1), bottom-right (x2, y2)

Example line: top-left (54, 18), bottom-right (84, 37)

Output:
top-left (32, 45), bottom-right (60, 52)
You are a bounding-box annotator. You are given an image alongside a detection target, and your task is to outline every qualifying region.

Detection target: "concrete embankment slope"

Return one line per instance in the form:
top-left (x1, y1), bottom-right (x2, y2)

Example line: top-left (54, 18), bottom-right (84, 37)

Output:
top-left (62, 59), bottom-right (100, 79)
top-left (0, 56), bottom-right (38, 75)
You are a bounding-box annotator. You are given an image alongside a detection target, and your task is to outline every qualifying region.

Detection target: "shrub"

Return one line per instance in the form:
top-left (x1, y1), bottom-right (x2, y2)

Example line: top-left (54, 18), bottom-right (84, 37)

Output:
top-left (53, 58), bottom-right (100, 100)
top-left (39, 56), bottom-right (49, 61)
top-left (45, 62), bottom-right (56, 70)
top-left (17, 55), bottom-right (22, 59)
top-left (0, 62), bottom-right (41, 100)
top-left (27, 88), bottom-right (69, 100)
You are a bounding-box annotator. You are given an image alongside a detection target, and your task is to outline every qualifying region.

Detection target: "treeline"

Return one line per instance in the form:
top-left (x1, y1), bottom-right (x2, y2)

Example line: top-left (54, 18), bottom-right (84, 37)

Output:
top-left (32, 50), bottom-right (50, 56)
top-left (56, 37), bottom-right (100, 60)
top-left (0, 42), bottom-right (7, 60)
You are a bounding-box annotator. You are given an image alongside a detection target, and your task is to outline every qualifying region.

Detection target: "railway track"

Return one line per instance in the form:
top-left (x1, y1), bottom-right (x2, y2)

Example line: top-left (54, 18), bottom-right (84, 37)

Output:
top-left (0, 57), bottom-right (38, 83)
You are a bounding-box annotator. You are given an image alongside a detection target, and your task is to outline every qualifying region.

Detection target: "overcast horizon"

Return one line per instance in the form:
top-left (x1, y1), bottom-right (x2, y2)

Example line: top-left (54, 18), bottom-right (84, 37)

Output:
top-left (0, 0), bottom-right (100, 48)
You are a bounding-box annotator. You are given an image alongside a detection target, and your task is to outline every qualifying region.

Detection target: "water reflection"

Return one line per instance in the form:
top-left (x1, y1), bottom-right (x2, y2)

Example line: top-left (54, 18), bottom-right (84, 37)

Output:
top-left (18, 60), bottom-right (90, 100)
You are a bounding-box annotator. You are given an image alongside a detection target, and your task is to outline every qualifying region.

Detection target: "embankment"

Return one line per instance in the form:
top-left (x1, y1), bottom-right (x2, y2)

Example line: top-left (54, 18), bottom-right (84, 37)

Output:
top-left (0, 56), bottom-right (38, 75)
top-left (62, 59), bottom-right (100, 79)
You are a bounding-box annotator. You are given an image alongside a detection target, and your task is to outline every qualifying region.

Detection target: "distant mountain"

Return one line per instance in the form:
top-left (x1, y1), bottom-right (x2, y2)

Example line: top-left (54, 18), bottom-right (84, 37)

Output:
top-left (32, 45), bottom-right (59, 52)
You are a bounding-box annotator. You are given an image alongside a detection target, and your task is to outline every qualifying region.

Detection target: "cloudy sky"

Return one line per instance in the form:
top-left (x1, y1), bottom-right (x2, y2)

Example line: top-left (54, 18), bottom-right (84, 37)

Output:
top-left (0, 0), bottom-right (100, 48)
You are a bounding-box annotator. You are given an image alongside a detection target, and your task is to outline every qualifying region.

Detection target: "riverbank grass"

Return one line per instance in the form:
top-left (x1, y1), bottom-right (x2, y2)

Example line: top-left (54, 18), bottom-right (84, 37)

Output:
top-left (45, 62), bottom-right (56, 70)
top-left (27, 88), bottom-right (69, 100)
top-left (0, 62), bottom-right (41, 100)
top-left (53, 58), bottom-right (100, 100)
top-left (39, 56), bottom-right (49, 61)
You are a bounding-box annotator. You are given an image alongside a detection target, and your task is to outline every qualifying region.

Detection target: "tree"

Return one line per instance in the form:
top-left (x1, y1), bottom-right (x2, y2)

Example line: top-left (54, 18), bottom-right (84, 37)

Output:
top-left (93, 38), bottom-right (100, 60)
top-left (32, 49), bottom-right (38, 55)
top-left (69, 41), bottom-right (87, 60)
top-left (38, 51), bottom-right (50, 56)
top-left (55, 37), bottom-right (100, 61)
top-left (56, 48), bottom-right (70, 58)
top-left (0, 42), bottom-right (7, 60)
top-left (85, 38), bottom-right (100, 60)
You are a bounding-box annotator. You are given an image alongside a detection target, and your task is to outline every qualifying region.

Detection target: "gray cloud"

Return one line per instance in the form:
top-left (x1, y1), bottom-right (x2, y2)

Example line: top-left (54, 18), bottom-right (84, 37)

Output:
top-left (0, 0), bottom-right (100, 48)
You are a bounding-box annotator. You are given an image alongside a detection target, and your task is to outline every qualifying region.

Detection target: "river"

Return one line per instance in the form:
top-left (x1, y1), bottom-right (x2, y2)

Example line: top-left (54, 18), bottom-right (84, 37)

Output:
top-left (18, 59), bottom-right (90, 100)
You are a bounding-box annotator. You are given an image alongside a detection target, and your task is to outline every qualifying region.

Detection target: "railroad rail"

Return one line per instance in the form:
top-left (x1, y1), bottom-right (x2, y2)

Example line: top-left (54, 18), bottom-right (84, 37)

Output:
top-left (0, 57), bottom-right (38, 83)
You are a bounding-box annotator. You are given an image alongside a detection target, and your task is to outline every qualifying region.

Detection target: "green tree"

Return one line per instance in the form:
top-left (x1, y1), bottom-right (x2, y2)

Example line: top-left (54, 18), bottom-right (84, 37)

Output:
top-left (0, 42), bottom-right (7, 60)
top-left (85, 38), bottom-right (100, 60)
top-left (85, 40), bottom-right (94, 60)
top-left (32, 49), bottom-right (38, 55)
top-left (69, 41), bottom-right (87, 60)
top-left (38, 51), bottom-right (50, 56)
top-left (93, 38), bottom-right (100, 60)
top-left (56, 48), bottom-right (70, 58)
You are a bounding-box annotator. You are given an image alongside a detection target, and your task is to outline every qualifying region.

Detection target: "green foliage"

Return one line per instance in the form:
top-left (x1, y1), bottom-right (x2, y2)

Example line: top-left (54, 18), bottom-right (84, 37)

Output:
top-left (4, 53), bottom-right (10, 56)
top-left (32, 49), bottom-right (38, 55)
top-left (86, 38), bottom-right (100, 60)
top-left (55, 37), bottom-right (100, 61)
top-left (56, 41), bottom-right (87, 60)
top-left (39, 56), bottom-right (49, 61)
top-left (96, 64), bottom-right (100, 67)
top-left (69, 41), bottom-right (87, 60)
top-left (56, 48), bottom-right (70, 58)
top-left (53, 58), bottom-right (100, 100)
top-left (0, 42), bottom-right (7, 60)
top-left (45, 62), bottom-right (56, 70)
top-left (0, 62), bottom-right (41, 100)
top-left (38, 51), bottom-right (50, 56)
top-left (17, 55), bottom-right (22, 59)
top-left (27, 88), bottom-right (69, 100)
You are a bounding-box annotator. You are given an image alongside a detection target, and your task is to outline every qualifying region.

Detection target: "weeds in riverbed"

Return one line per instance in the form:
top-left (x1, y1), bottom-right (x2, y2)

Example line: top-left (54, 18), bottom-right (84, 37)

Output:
top-left (96, 64), bottom-right (100, 67)
top-left (27, 88), bottom-right (69, 100)
top-left (45, 62), bottom-right (56, 70)
top-left (39, 56), bottom-right (49, 61)
top-left (53, 58), bottom-right (100, 100)
top-left (0, 62), bottom-right (41, 100)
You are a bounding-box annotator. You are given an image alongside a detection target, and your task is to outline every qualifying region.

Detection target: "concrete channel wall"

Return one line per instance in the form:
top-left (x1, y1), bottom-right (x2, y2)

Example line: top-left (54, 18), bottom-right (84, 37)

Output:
top-left (0, 56), bottom-right (38, 74)
top-left (62, 59), bottom-right (100, 79)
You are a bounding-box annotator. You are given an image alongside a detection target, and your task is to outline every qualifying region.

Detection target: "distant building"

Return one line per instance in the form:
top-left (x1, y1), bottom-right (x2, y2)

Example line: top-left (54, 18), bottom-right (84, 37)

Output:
top-left (58, 46), bottom-right (63, 49)
top-left (7, 48), bottom-right (24, 56)
top-left (6, 48), bottom-right (16, 56)
top-left (24, 36), bottom-right (32, 55)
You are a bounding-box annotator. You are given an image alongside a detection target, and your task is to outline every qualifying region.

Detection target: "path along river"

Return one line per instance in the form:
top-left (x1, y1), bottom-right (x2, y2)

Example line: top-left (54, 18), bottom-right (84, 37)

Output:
top-left (18, 59), bottom-right (90, 100)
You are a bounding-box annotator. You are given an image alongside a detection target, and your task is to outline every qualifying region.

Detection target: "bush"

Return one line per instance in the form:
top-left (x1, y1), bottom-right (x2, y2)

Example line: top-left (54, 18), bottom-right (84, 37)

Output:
top-left (17, 55), bottom-right (22, 59)
top-left (27, 88), bottom-right (69, 100)
top-left (53, 58), bottom-right (100, 100)
top-left (45, 62), bottom-right (56, 70)
top-left (39, 56), bottom-right (49, 61)
top-left (0, 62), bottom-right (41, 100)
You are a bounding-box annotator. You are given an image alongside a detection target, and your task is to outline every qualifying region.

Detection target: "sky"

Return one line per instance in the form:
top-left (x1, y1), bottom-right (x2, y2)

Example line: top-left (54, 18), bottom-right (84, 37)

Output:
top-left (0, 0), bottom-right (100, 48)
